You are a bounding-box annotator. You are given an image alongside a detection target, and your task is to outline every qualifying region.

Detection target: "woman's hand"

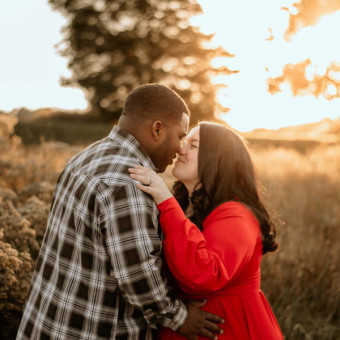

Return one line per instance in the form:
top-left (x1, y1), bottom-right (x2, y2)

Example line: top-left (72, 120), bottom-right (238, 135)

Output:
top-left (128, 165), bottom-right (173, 205)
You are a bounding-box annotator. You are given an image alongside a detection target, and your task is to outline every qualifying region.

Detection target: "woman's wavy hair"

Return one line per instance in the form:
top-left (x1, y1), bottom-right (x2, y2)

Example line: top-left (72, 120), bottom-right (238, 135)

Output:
top-left (173, 122), bottom-right (278, 254)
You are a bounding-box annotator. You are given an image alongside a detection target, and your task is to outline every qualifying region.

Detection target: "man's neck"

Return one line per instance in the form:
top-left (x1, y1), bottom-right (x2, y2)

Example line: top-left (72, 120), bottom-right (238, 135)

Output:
top-left (118, 115), bottom-right (155, 162)
top-left (117, 115), bottom-right (137, 136)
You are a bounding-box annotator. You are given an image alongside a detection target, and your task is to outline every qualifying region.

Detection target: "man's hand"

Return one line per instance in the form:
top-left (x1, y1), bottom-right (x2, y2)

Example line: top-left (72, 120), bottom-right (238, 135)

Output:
top-left (177, 300), bottom-right (224, 340)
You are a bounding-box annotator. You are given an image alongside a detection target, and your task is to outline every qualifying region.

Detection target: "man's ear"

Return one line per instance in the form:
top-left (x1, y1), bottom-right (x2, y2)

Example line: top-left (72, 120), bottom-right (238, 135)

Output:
top-left (151, 120), bottom-right (165, 141)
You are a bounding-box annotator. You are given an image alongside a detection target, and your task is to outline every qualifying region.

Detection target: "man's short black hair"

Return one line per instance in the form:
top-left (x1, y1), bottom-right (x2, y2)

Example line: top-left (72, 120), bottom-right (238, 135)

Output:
top-left (122, 84), bottom-right (190, 123)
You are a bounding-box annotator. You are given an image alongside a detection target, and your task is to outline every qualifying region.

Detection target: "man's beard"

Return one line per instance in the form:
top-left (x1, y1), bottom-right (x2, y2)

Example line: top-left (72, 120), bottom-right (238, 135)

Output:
top-left (152, 139), bottom-right (172, 173)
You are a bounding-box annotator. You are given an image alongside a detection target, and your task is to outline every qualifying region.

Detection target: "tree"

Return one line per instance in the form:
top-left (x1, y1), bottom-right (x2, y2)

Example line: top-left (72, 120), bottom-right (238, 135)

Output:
top-left (267, 59), bottom-right (340, 100)
top-left (282, 0), bottom-right (340, 41)
top-left (49, 0), bottom-right (236, 124)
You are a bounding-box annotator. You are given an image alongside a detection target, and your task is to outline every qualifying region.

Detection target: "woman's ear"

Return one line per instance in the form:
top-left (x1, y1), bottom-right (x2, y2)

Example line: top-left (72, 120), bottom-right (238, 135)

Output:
top-left (151, 120), bottom-right (165, 141)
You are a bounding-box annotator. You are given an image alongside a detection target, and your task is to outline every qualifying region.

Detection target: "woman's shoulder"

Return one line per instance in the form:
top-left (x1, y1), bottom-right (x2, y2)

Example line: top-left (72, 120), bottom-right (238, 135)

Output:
top-left (212, 200), bottom-right (251, 215)
top-left (204, 200), bottom-right (258, 226)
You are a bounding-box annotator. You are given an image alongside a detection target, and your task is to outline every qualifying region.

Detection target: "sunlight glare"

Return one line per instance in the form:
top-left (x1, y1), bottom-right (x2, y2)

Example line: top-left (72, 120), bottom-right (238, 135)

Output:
top-left (194, 0), bottom-right (340, 131)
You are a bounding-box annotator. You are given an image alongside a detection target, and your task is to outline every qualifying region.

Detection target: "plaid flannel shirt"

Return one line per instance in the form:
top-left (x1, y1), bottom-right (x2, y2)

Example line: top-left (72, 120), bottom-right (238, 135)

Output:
top-left (16, 126), bottom-right (187, 340)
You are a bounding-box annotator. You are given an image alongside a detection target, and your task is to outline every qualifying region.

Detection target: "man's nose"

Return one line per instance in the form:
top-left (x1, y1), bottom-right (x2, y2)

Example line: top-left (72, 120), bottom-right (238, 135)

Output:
top-left (178, 145), bottom-right (186, 154)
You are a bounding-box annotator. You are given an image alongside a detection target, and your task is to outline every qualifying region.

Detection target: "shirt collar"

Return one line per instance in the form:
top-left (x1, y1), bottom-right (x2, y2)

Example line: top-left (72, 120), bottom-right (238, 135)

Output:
top-left (108, 126), bottom-right (157, 172)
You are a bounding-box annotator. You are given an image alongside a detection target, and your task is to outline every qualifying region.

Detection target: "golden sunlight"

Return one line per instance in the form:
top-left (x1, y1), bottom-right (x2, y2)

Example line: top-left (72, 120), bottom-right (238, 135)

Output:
top-left (193, 0), bottom-right (340, 131)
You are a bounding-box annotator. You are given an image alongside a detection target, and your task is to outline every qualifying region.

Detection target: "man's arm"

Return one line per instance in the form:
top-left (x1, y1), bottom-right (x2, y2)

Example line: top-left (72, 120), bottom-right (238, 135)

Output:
top-left (98, 182), bottom-right (223, 338)
top-left (98, 182), bottom-right (186, 330)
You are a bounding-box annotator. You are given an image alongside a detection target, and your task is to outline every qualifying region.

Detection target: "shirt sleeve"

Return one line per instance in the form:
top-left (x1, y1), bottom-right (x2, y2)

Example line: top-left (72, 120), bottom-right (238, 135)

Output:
top-left (98, 183), bottom-right (187, 331)
top-left (157, 197), bottom-right (260, 295)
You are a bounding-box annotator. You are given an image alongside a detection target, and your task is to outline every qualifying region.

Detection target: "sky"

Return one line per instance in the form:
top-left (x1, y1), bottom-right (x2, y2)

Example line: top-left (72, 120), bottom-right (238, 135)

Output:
top-left (0, 0), bottom-right (339, 131)
top-left (194, 0), bottom-right (340, 131)
top-left (0, 0), bottom-right (88, 112)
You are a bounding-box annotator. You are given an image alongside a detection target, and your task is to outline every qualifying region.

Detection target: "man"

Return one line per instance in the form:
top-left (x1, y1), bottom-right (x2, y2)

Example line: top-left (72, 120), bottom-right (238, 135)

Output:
top-left (16, 84), bottom-right (223, 339)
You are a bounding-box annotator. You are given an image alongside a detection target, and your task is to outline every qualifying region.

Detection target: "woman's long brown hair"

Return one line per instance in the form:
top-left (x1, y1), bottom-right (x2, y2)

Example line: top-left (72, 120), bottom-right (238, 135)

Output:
top-left (173, 122), bottom-right (278, 254)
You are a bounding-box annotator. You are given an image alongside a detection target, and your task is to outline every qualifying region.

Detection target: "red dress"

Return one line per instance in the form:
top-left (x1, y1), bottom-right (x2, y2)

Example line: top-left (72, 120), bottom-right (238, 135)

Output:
top-left (157, 197), bottom-right (284, 340)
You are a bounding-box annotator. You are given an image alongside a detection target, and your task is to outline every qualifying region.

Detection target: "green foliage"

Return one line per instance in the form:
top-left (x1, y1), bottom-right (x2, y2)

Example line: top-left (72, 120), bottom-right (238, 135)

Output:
top-left (48, 0), bottom-right (236, 124)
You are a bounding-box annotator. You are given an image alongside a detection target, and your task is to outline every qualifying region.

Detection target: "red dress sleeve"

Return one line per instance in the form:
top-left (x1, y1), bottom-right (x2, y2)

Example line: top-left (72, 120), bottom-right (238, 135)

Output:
top-left (157, 197), bottom-right (260, 294)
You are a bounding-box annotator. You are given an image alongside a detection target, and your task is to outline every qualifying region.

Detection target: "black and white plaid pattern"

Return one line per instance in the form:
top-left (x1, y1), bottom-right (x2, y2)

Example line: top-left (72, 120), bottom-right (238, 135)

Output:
top-left (16, 126), bottom-right (187, 340)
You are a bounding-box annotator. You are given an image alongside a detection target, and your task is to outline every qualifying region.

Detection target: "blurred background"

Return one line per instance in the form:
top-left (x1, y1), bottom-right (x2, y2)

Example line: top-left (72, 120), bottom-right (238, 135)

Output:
top-left (0, 0), bottom-right (339, 339)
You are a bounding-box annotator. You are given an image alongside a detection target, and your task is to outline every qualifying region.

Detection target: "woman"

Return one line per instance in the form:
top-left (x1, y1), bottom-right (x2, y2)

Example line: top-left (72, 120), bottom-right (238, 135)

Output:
top-left (129, 122), bottom-right (284, 339)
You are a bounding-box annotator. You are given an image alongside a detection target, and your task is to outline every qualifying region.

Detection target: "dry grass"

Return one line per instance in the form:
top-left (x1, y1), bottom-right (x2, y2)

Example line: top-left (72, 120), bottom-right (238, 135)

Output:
top-left (252, 146), bottom-right (340, 339)
top-left (0, 113), bottom-right (339, 339)
top-left (163, 145), bottom-right (340, 339)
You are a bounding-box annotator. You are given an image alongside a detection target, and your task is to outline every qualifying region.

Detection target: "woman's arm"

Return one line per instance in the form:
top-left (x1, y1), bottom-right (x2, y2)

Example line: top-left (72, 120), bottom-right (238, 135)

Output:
top-left (129, 166), bottom-right (260, 294)
top-left (128, 165), bottom-right (173, 204)
top-left (158, 197), bottom-right (260, 294)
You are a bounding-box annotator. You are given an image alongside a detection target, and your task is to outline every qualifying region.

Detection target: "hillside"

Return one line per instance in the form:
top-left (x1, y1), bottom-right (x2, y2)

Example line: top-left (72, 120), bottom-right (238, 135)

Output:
top-left (243, 117), bottom-right (340, 143)
top-left (2, 108), bottom-right (340, 146)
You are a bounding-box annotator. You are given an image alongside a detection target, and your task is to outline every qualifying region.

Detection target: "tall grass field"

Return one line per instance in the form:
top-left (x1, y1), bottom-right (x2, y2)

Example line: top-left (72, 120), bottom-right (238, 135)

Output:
top-left (0, 113), bottom-right (339, 339)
